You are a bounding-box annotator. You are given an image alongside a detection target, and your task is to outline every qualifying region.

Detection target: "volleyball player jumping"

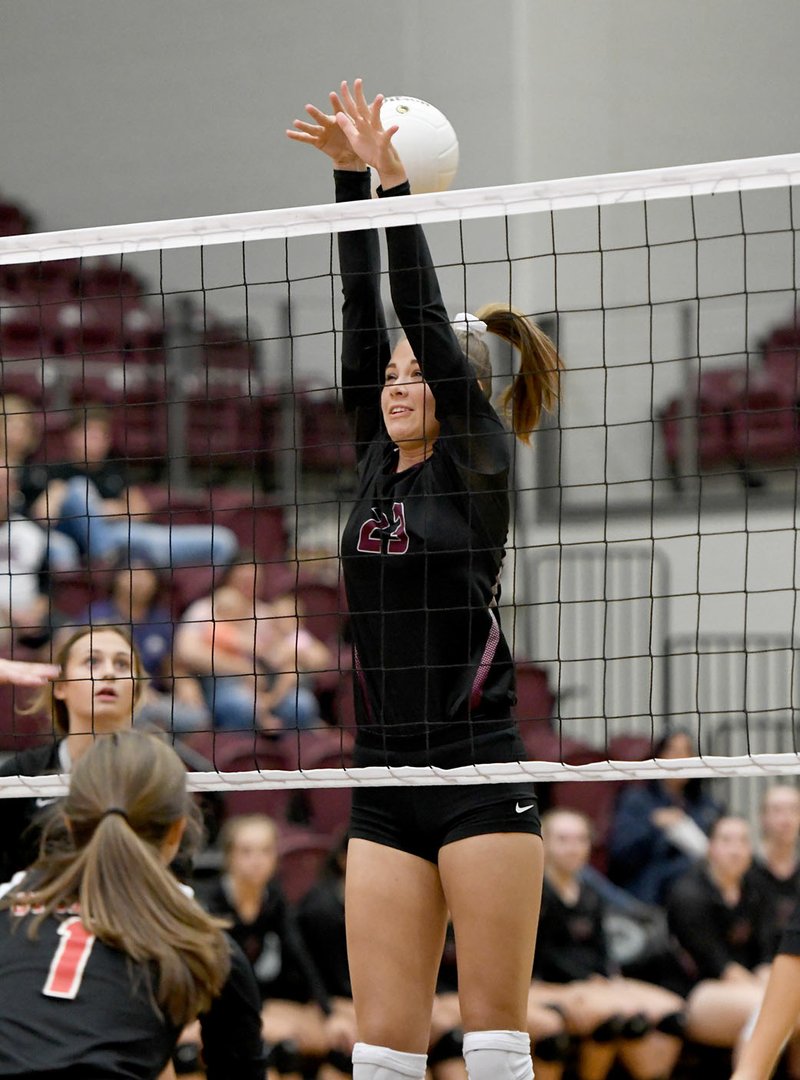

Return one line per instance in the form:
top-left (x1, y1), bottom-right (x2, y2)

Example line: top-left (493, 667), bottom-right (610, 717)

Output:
top-left (288, 78), bottom-right (562, 1080)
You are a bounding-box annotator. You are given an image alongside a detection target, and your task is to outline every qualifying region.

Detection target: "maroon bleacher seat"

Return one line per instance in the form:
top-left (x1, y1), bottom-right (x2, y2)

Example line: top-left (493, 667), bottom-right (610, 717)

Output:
top-left (298, 391), bottom-right (356, 473)
top-left (514, 661), bottom-right (556, 759)
top-left (0, 679), bottom-right (53, 753)
top-left (292, 576), bottom-right (349, 648)
top-left (185, 731), bottom-right (295, 823)
top-left (0, 202), bottom-right (30, 238)
top-left (290, 727), bottom-right (355, 837)
top-left (76, 260), bottom-right (144, 305)
top-left (16, 260), bottom-right (80, 303)
top-left (49, 567), bottom-right (114, 618)
top-left (143, 486), bottom-right (288, 567)
top-left (0, 308), bottom-right (59, 362)
top-left (276, 827), bottom-right (335, 904)
top-left (729, 379), bottom-right (798, 463)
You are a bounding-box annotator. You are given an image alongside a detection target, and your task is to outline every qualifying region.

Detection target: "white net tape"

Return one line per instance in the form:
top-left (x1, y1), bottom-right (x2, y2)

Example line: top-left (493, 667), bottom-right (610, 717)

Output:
top-left (1, 153), bottom-right (798, 264)
top-left (3, 752), bottom-right (800, 799)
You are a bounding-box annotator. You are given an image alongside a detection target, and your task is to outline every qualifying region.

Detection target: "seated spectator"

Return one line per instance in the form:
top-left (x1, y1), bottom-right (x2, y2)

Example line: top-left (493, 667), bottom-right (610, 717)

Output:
top-left (608, 729), bottom-right (724, 904)
top-left (18, 405), bottom-right (237, 571)
top-left (297, 832), bottom-right (472, 1080)
top-left (0, 393), bottom-right (41, 484)
top-left (532, 808), bottom-right (685, 1080)
top-left (0, 624), bottom-right (144, 881)
top-left (80, 555), bottom-right (210, 735)
top-left (665, 814), bottom-right (800, 1058)
top-left (750, 784), bottom-right (800, 957)
top-left (0, 464), bottom-right (49, 648)
top-left (205, 814), bottom-right (355, 1076)
top-left (175, 555), bottom-right (326, 733)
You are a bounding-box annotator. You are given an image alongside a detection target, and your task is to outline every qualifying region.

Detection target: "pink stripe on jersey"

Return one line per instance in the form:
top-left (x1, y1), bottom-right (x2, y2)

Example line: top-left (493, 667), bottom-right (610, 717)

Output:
top-left (353, 646), bottom-right (375, 722)
top-left (470, 609), bottom-right (501, 709)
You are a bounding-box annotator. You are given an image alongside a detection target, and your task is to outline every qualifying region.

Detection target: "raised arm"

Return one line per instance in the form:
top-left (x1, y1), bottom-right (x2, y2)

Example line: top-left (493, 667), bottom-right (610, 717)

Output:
top-left (335, 169), bottom-right (390, 437)
top-left (335, 79), bottom-right (509, 477)
top-left (287, 91), bottom-right (389, 448)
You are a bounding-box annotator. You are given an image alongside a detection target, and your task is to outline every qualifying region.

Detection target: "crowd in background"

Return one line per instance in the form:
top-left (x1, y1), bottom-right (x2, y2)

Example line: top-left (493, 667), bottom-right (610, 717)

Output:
top-left (2, 393), bottom-right (800, 1078)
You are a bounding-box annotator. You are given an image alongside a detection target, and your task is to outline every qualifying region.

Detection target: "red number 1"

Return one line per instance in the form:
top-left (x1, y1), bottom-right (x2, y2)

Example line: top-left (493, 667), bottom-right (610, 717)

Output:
top-left (43, 916), bottom-right (96, 999)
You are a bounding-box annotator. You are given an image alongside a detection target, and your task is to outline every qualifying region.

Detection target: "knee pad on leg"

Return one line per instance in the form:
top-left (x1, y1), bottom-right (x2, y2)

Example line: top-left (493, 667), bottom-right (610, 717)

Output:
top-left (352, 1042), bottom-right (428, 1080)
top-left (463, 1030), bottom-right (534, 1080)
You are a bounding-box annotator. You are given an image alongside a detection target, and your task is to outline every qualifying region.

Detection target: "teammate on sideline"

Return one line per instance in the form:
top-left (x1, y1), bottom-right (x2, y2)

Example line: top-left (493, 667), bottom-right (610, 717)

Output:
top-left (0, 729), bottom-right (266, 1079)
top-left (288, 78), bottom-right (562, 1080)
top-left (0, 625), bottom-right (145, 880)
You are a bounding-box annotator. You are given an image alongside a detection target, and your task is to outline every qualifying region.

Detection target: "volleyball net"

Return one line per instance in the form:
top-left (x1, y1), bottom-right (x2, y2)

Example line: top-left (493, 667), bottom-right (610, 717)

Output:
top-left (0, 152), bottom-right (799, 802)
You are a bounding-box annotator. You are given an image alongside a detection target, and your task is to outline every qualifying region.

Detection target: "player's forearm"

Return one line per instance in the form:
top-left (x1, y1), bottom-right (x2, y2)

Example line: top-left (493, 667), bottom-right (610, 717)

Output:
top-left (733, 955), bottom-right (800, 1080)
top-left (336, 170), bottom-right (389, 395)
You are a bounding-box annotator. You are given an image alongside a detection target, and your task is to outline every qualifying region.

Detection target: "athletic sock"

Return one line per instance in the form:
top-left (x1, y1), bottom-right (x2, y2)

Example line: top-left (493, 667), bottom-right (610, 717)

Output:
top-left (463, 1029), bottom-right (534, 1080)
top-left (351, 1041), bottom-right (428, 1079)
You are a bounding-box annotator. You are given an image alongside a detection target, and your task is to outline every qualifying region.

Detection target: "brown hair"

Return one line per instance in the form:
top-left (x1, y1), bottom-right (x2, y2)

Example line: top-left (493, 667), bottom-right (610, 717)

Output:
top-left (5, 731), bottom-right (230, 1026)
top-left (454, 304), bottom-right (562, 444)
top-left (21, 625), bottom-right (146, 735)
top-left (67, 405), bottom-right (111, 433)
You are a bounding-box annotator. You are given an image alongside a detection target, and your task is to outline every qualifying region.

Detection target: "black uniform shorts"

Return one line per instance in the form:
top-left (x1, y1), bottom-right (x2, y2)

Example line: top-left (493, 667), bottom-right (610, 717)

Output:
top-left (349, 724), bottom-right (541, 864)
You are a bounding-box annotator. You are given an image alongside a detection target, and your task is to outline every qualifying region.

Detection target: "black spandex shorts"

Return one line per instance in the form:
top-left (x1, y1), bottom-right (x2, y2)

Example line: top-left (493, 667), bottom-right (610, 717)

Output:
top-left (349, 724), bottom-right (541, 864)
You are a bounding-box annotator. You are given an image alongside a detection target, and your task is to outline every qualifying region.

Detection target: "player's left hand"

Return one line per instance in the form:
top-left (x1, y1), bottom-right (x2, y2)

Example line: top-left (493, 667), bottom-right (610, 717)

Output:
top-left (335, 79), bottom-right (407, 190)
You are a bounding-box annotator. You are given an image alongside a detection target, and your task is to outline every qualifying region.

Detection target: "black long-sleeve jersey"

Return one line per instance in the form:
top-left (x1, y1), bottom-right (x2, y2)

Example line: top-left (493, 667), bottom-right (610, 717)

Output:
top-left (533, 877), bottom-right (611, 984)
top-left (336, 169), bottom-right (516, 756)
top-left (0, 882), bottom-right (266, 1079)
top-left (206, 875), bottom-right (331, 1014)
top-left (296, 877), bottom-right (351, 999)
top-left (0, 742), bottom-right (61, 882)
top-left (666, 863), bottom-right (774, 981)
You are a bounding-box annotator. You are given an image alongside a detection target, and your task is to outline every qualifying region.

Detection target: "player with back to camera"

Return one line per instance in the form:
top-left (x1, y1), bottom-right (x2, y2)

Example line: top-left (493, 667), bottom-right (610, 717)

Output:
top-left (0, 729), bottom-right (266, 1079)
top-left (287, 78), bottom-right (562, 1080)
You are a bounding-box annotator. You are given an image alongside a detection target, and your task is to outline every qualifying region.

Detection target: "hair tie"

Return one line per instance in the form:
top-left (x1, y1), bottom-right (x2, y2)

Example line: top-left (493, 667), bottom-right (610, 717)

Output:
top-left (452, 311), bottom-right (488, 338)
top-left (102, 807), bottom-right (129, 823)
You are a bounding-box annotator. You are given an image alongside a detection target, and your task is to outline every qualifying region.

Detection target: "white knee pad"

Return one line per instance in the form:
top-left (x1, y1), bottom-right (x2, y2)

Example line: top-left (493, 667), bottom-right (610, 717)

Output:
top-left (352, 1041), bottom-right (428, 1080)
top-left (463, 1029), bottom-right (534, 1080)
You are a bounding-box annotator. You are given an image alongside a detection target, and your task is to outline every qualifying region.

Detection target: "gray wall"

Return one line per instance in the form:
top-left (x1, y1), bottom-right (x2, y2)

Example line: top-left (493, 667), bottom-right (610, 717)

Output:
top-left (2, 0), bottom-right (798, 229)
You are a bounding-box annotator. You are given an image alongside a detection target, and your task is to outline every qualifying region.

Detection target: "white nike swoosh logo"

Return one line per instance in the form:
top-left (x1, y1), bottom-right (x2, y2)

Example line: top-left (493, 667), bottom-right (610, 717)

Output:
top-left (515, 803), bottom-right (535, 814)
top-left (35, 797), bottom-right (55, 809)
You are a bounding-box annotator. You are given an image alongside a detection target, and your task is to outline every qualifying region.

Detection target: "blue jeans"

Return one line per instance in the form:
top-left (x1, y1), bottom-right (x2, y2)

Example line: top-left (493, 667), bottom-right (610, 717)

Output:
top-left (52, 477), bottom-right (237, 570)
top-left (201, 675), bottom-right (320, 732)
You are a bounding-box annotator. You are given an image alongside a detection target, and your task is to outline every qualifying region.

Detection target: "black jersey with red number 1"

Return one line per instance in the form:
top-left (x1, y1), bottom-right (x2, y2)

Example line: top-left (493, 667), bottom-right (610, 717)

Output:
top-left (0, 879), bottom-right (266, 1079)
top-left (336, 169), bottom-right (516, 754)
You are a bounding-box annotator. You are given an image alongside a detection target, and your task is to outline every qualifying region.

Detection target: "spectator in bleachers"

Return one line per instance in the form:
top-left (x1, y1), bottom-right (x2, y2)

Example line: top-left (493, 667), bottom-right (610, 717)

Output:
top-left (666, 815), bottom-right (789, 1055)
top-left (0, 463), bottom-right (49, 648)
top-left (531, 808), bottom-right (686, 1080)
top-left (750, 784), bottom-right (800, 957)
top-left (206, 814), bottom-right (356, 1076)
top-left (0, 624), bottom-right (144, 881)
top-left (297, 832), bottom-right (473, 1080)
top-left (79, 555), bottom-right (210, 735)
top-left (175, 554), bottom-right (326, 733)
top-left (18, 405), bottom-right (237, 571)
top-left (608, 730), bottom-right (723, 904)
top-left (0, 392), bottom-right (40, 486)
